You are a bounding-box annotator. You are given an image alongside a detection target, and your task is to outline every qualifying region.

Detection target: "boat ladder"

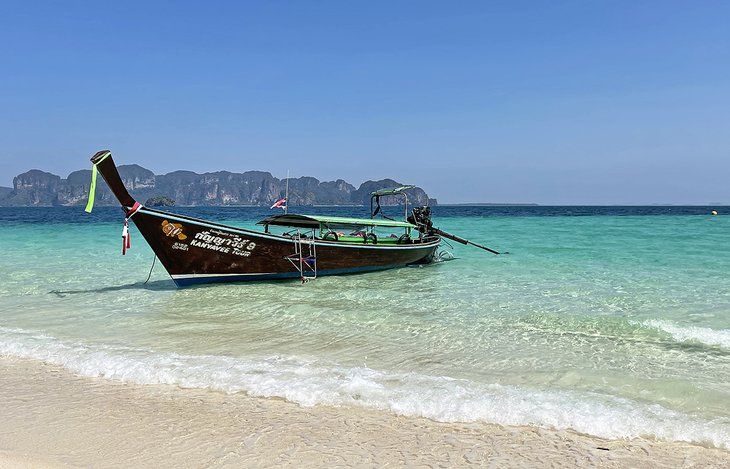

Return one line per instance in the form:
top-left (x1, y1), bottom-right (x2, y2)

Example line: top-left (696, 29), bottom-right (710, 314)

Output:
top-left (285, 232), bottom-right (317, 282)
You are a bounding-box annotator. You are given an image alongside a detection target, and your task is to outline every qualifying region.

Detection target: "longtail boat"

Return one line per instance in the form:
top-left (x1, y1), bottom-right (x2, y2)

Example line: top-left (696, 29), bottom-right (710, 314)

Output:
top-left (88, 150), bottom-right (448, 287)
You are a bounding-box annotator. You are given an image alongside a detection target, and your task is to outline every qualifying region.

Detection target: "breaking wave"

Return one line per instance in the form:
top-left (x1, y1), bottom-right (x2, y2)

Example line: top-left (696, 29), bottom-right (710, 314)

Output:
top-left (1, 326), bottom-right (728, 449)
top-left (644, 320), bottom-right (730, 349)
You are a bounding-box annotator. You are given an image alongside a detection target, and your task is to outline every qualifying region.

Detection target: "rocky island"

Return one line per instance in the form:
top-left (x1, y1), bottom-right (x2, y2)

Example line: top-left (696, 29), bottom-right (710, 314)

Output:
top-left (0, 165), bottom-right (435, 207)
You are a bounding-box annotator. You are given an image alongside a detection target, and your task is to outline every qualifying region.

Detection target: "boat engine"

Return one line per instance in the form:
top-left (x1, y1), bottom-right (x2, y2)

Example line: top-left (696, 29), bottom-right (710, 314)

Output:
top-left (408, 206), bottom-right (434, 235)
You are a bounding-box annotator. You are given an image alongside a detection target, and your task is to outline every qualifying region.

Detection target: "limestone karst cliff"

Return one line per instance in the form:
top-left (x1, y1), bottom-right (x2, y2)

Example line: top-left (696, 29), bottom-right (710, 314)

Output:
top-left (0, 165), bottom-right (434, 207)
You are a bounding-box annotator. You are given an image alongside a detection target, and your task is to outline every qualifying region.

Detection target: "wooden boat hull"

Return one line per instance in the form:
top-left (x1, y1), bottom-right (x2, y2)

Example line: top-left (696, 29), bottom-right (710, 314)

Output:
top-left (88, 150), bottom-right (440, 287)
top-left (131, 206), bottom-right (440, 287)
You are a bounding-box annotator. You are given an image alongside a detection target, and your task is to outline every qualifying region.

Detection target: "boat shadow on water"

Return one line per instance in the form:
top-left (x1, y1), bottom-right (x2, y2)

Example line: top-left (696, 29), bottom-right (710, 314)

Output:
top-left (48, 279), bottom-right (176, 297)
top-left (47, 262), bottom-right (451, 298)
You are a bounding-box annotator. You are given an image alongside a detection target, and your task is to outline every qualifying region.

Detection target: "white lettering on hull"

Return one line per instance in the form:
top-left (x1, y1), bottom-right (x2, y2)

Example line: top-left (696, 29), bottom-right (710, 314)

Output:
top-left (188, 230), bottom-right (256, 257)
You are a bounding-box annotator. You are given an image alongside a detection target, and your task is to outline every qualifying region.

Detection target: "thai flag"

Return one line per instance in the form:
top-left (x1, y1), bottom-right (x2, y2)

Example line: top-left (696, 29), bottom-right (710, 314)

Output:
top-left (270, 197), bottom-right (286, 210)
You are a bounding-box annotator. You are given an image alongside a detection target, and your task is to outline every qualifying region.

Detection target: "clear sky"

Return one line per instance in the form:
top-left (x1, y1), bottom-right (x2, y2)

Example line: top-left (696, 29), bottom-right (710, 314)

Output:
top-left (1, 1), bottom-right (728, 204)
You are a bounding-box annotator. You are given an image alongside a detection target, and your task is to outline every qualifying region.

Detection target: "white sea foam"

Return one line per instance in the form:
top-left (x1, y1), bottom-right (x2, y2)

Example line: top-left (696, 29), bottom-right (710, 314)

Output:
top-left (645, 320), bottom-right (730, 349)
top-left (1, 326), bottom-right (729, 449)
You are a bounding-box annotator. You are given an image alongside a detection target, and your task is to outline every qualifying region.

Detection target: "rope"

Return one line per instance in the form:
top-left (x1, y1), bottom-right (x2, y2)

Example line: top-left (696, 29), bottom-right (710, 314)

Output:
top-left (143, 255), bottom-right (157, 284)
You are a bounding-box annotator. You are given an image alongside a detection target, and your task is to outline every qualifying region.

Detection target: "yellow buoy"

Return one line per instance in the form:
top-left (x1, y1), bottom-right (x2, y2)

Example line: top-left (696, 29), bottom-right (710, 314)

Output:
top-left (711, 210), bottom-right (718, 215)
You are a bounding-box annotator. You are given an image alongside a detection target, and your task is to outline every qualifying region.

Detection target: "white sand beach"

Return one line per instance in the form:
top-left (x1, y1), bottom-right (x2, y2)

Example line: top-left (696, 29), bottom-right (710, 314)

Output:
top-left (1, 357), bottom-right (727, 468)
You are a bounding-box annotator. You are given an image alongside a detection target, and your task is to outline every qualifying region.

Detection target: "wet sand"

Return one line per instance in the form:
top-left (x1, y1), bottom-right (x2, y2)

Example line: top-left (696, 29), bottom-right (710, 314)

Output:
top-left (0, 357), bottom-right (727, 468)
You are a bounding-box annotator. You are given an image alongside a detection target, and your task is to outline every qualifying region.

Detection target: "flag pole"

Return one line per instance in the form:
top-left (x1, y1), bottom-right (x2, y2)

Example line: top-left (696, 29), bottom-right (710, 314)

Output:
top-left (285, 170), bottom-right (289, 214)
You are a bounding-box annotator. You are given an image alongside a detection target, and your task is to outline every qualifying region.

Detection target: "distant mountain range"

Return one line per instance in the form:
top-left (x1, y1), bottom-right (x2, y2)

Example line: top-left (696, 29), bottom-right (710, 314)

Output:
top-left (0, 165), bottom-right (435, 207)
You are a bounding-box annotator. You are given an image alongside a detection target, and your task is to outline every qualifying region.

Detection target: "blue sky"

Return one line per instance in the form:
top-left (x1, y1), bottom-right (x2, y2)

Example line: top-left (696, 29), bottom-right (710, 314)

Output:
top-left (1, 1), bottom-right (727, 204)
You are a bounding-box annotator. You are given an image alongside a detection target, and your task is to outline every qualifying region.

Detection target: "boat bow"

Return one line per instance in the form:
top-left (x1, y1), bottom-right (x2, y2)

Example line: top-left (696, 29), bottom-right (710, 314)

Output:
top-left (91, 150), bottom-right (137, 210)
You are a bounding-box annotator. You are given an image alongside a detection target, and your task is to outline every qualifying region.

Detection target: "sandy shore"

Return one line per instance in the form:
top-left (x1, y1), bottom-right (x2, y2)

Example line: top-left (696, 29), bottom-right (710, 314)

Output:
top-left (0, 357), bottom-right (727, 468)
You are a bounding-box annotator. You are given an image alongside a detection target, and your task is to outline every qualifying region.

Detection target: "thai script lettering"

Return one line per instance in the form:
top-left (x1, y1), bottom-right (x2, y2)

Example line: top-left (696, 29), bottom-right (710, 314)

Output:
top-left (190, 230), bottom-right (256, 257)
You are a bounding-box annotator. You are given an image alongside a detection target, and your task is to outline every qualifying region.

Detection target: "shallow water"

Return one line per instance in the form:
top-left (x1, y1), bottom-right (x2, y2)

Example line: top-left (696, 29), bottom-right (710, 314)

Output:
top-left (1, 206), bottom-right (729, 448)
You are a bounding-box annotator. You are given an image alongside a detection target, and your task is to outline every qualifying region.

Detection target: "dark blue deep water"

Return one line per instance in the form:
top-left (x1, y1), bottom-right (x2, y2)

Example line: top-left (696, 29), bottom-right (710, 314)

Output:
top-left (0, 204), bottom-right (723, 226)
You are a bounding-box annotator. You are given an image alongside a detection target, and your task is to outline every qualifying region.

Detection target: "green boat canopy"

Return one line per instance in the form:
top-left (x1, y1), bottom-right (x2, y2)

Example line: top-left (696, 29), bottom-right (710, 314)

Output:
top-left (370, 185), bottom-right (415, 197)
top-left (258, 214), bottom-right (416, 229)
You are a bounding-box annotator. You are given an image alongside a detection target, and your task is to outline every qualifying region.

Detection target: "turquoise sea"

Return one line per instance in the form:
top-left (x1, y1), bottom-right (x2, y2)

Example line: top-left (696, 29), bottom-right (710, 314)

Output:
top-left (1, 206), bottom-right (729, 448)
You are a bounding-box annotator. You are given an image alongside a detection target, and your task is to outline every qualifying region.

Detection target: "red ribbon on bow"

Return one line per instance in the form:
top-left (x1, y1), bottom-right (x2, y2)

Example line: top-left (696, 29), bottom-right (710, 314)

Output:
top-left (121, 202), bottom-right (141, 255)
top-left (122, 219), bottom-right (131, 255)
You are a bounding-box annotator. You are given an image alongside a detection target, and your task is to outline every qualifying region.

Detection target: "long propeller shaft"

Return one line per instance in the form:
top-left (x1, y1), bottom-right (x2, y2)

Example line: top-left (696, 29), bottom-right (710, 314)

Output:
top-left (432, 228), bottom-right (502, 255)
